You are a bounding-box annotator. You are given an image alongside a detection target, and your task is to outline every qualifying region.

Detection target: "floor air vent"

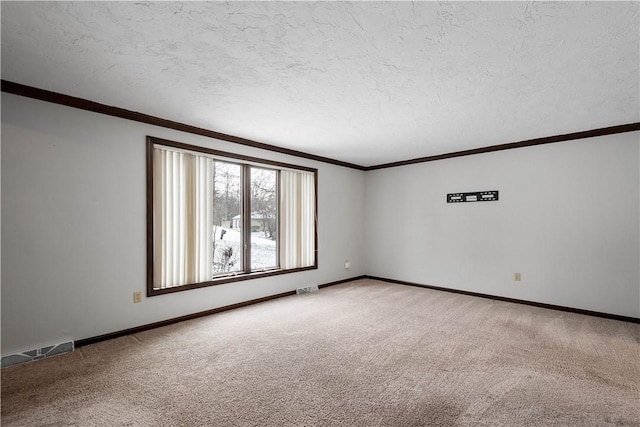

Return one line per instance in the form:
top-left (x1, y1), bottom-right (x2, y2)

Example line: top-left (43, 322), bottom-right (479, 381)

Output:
top-left (296, 285), bottom-right (319, 295)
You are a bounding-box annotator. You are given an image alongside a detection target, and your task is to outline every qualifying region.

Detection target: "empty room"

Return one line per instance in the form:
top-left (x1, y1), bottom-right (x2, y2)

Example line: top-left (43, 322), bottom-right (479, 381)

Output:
top-left (1, 2), bottom-right (639, 426)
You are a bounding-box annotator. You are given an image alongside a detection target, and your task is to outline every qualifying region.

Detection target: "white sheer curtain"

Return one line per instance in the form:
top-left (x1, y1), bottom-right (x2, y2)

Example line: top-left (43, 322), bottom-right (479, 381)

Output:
top-left (280, 170), bottom-right (316, 269)
top-left (153, 147), bottom-right (213, 288)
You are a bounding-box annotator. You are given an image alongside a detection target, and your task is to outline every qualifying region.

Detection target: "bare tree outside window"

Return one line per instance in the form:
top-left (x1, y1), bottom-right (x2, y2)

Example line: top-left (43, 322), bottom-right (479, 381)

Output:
top-left (250, 167), bottom-right (278, 270)
top-left (212, 161), bottom-right (242, 275)
top-left (210, 163), bottom-right (278, 274)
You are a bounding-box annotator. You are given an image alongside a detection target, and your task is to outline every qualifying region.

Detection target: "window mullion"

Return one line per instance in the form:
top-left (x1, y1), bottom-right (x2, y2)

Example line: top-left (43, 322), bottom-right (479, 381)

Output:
top-left (242, 165), bottom-right (252, 274)
top-left (275, 170), bottom-right (281, 269)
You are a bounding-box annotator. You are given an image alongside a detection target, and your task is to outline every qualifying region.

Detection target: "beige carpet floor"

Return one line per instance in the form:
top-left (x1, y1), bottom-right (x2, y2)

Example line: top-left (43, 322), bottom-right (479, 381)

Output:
top-left (2, 279), bottom-right (639, 426)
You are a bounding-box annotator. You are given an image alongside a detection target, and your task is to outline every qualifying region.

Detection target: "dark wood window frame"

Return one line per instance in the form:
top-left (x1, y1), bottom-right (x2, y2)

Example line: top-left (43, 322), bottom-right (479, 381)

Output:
top-left (146, 136), bottom-right (318, 297)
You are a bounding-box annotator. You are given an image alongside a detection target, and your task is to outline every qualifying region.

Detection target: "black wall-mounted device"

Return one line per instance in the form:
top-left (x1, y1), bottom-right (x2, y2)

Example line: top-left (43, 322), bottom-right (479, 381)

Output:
top-left (447, 191), bottom-right (499, 203)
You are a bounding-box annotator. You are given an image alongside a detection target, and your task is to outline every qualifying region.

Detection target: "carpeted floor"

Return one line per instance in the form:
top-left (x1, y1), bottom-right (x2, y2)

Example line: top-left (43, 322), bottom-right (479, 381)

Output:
top-left (2, 279), bottom-right (639, 426)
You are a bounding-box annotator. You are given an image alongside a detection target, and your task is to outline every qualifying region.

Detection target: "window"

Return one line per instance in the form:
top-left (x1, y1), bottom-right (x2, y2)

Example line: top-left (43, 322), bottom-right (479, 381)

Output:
top-left (147, 137), bottom-right (317, 295)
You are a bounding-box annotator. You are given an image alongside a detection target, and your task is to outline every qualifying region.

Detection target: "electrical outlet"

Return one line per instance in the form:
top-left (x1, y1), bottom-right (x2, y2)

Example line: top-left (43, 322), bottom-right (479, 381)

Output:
top-left (133, 291), bottom-right (142, 303)
top-left (514, 273), bottom-right (521, 282)
top-left (344, 260), bottom-right (350, 269)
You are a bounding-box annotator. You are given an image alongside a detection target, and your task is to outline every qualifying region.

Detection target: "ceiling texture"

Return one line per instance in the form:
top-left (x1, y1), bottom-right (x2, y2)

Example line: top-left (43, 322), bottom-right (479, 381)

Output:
top-left (2, 1), bottom-right (639, 167)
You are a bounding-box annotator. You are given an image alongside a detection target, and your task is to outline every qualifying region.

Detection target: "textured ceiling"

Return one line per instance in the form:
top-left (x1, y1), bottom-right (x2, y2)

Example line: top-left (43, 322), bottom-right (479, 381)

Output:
top-left (2, 1), bottom-right (639, 167)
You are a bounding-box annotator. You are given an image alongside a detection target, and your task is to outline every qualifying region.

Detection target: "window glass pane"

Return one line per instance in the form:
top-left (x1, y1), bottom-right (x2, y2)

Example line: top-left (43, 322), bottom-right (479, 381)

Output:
top-left (213, 161), bottom-right (243, 275)
top-left (250, 167), bottom-right (278, 271)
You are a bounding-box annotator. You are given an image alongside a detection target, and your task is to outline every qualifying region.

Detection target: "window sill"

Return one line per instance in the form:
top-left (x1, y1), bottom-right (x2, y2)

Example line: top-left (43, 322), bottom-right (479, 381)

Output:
top-left (148, 265), bottom-right (318, 297)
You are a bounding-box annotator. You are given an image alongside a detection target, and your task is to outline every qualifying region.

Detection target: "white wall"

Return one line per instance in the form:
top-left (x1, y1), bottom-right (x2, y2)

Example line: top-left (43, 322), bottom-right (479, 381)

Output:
top-left (2, 91), bottom-right (638, 357)
top-left (365, 132), bottom-right (640, 318)
top-left (1, 93), bottom-right (366, 355)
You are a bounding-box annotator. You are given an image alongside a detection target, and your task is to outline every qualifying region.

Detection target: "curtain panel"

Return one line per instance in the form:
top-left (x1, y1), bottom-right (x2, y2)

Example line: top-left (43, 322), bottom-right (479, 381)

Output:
top-left (153, 148), bottom-right (213, 288)
top-left (280, 170), bottom-right (316, 269)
